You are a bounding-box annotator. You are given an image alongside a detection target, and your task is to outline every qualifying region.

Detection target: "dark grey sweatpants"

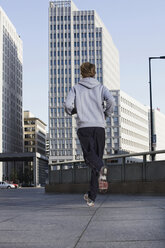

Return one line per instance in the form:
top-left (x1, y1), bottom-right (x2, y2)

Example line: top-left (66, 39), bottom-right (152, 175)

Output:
top-left (77, 127), bottom-right (105, 201)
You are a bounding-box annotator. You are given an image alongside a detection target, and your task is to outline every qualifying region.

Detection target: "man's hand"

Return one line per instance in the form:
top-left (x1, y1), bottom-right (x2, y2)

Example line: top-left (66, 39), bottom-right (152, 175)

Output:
top-left (71, 108), bottom-right (77, 115)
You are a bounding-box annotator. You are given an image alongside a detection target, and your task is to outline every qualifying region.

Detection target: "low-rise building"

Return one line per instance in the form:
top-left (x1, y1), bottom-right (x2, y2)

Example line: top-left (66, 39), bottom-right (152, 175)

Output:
top-left (23, 111), bottom-right (47, 185)
top-left (24, 111), bottom-right (46, 155)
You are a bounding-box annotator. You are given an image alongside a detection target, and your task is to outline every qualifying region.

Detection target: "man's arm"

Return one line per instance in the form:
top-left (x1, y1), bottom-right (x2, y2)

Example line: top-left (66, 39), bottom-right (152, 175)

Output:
top-left (64, 87), bottom-right (77, 115)
top-left (102, 86), bottom-right (115, 117)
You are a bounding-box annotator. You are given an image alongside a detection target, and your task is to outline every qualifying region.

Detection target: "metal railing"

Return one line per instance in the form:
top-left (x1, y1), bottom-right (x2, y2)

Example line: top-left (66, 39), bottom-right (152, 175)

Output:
top-left (48, 150), bottom-right (165, 184)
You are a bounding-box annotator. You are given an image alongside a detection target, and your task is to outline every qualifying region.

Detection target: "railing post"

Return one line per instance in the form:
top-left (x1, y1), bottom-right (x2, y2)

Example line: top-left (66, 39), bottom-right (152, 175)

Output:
top-left (73, 162), bottom-right (76, 183)
top-left (59, 164), bottom-right (62, 184)
top-left (121, 157), bottom-right (126, 182)
top-left (48, 164), bottom-right (51, 184)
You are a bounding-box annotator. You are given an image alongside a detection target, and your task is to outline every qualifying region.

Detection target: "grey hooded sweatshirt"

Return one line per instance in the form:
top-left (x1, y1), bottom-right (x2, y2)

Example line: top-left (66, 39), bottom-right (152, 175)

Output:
top-left (64, 77), bottom-right (115, 129)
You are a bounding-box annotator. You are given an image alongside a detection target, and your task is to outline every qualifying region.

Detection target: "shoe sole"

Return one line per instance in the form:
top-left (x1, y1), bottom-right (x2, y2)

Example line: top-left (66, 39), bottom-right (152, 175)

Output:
top-left (87, 202), bottom-right (95, 207)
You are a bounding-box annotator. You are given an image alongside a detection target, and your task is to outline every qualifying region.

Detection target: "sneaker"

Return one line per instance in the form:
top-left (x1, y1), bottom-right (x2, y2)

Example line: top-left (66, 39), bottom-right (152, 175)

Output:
top-left (87, 198), bottom-right (95, 207)
top-left (83, 193), bottom-right (95, 207)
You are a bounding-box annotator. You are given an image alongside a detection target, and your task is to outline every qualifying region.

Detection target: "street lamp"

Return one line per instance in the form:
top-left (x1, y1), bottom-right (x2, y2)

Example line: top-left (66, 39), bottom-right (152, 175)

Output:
top-left (148, 56), bottom-right (165, 161)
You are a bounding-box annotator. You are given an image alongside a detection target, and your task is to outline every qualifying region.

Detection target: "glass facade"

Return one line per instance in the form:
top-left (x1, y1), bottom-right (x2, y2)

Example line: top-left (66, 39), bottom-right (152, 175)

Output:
top-left (49, 1), bottom-right (73, 161)
top-left (2, 27), bottom-right (23, 153)
top-left (0, 7), bottom-right (23, 180)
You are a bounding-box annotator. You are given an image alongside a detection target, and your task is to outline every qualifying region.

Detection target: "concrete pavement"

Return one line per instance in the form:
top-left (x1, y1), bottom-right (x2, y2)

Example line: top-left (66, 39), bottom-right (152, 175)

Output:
top-left (0, 188), bottom-right (165, 248)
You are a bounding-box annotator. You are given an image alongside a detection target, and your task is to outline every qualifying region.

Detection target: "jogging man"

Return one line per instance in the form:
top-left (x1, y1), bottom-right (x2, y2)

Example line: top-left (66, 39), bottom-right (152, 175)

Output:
top-left (64, 62), bottom-right (115, 206)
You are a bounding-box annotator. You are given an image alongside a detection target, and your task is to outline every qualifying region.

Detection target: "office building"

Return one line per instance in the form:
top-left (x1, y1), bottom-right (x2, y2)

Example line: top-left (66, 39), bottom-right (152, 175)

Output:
top-left (0, 7), bottom-right (23, 180)
top-left (23, 111), bottom-right (47, 185)
top-left (48, 0), bottom-right (120, 163)
top-left (24, 111), bottom-right (46, 155)
top-left (110, 90), bottom-right (149, 155)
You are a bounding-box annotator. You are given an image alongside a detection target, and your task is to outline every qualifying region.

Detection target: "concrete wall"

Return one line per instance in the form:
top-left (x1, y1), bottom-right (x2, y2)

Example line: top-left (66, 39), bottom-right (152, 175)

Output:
top-left (50, 167), bottom-right (91, 184)
top-left (49, 161), bottom-right (165, 185)
top-left (46, 161), bottom-right (165, 193)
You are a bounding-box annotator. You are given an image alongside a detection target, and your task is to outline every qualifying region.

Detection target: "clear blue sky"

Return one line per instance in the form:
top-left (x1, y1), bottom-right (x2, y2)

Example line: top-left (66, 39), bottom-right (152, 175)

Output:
top-left (0, 0), bottom-right (165, 128)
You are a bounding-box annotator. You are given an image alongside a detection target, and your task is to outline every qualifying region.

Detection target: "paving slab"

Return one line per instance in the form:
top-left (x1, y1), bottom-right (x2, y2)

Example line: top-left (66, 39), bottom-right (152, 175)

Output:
top-left (76, 240), bottom-right (165, 248)
top-left (0, 188), bottom-right (165, 248)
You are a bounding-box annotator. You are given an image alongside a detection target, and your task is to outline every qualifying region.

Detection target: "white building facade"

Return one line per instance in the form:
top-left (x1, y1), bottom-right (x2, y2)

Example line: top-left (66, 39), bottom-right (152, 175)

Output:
top-left (0, 7), bottom-right (23, 180)
top-left (153, 109), bottom-right (165, 160)
top-left (117, 90), bottom-right (149, 154)
top-left (48, 0), bottom-right (120, 163)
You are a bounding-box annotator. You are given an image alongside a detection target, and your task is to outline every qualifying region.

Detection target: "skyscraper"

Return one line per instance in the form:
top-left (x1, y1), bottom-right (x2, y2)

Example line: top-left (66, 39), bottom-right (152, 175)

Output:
top-left (0, 7), bottom-right (23, 180)
top-left (48, 0), bottom-right (120, 163)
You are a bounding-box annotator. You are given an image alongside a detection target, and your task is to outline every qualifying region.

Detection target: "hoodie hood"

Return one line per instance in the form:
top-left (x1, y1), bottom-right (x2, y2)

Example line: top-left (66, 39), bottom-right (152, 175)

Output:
top-left (78, 77), bottom-right (100, 89)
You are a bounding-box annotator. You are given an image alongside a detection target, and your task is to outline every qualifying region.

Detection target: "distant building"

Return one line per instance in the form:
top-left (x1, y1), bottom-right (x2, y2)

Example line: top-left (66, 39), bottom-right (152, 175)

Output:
top-left (117, 90), bottom-right (149, 154)
top-left (0, 7), bottom-right (23, 180)
top-left (48, 0), bottom-right (120, 163)
top-left (23, 111), bottom-right (47, 185)
top-left (24, 111), bottom-right (46, 155)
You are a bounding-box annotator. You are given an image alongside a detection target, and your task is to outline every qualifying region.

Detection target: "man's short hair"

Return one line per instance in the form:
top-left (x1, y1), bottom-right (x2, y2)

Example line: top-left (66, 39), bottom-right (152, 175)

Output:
top-left (80, 62), bottom-right (96, 78)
